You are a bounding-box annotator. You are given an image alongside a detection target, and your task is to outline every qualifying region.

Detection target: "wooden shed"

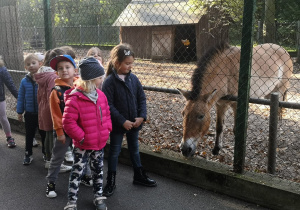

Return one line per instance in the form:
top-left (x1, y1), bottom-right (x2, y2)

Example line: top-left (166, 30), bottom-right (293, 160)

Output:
top-left (113, 0), bottom-right (229, 62)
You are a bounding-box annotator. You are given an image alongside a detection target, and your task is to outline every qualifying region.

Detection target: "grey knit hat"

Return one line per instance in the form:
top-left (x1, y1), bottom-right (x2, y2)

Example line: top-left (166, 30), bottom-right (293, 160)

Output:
top-left (79, 57), bottom-right (105, 80)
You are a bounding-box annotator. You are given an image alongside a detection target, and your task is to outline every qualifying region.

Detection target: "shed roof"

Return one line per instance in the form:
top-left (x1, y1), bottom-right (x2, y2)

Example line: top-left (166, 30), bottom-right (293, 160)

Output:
top-left (113, 0), bottom-right (205, 27)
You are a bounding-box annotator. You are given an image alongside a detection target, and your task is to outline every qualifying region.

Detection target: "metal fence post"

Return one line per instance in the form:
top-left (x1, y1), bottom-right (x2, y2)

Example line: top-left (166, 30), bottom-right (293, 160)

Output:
top-left (297, 20), bottom-right (300, 63)
top-left (80, 25), bottom-right (82, 45)
top-left (43, 0), bottom-right (53, 50)
top-left (268, 92), bottom-right (279, 174)
top-left (233, 0), bottom-right (256, 174)
top-left (98, 24), bottom-right (100, 44)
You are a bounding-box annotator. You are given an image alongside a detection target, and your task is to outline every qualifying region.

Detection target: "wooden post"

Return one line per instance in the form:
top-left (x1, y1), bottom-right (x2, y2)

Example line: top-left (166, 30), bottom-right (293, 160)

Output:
top-left (267, 92), bottom-right (279, 174)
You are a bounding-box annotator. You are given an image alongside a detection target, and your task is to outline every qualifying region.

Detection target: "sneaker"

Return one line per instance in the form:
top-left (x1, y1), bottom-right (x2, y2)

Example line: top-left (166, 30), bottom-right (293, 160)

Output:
top-left (93, 197), bottom-right (107, 210)
top-left (64, 203), bottom-right (77, 210)
top-left (45, 161), bottom-right (50, 169)
top-left (33, 138), bottom-right (39, 147)
top-left (23, 155), bottom-right (33, 165)
top-left (46, 182), bottom-right (57, 198)
top-left (7, 137), bottom-right (16, 148)
top-left (81, 175), bottom-right (93, 187)
top-left (59, 164), bottom-right (72, 173)
top-left (65, 151), bottom-right (74, 163)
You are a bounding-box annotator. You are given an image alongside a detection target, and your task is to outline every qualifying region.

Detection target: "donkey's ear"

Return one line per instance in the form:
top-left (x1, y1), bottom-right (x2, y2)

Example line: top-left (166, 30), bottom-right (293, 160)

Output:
top-left (203, 89), bottom-right (217, 103)
top-left (177, 88), bottom-right (191, 100)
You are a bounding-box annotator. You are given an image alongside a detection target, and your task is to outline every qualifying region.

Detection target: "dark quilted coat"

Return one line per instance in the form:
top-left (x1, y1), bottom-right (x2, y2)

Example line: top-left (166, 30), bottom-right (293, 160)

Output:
top-left (0, 66), bottom-right (18, 102)
top-left (102, 69), bottom-right (147, 133)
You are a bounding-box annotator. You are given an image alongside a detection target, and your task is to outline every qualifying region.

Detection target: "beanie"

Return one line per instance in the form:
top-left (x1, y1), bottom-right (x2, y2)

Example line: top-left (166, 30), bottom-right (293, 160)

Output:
top-left (50, 55), bottom-right (76, 71)
top-left (79, 57), bottom-right (105, 81)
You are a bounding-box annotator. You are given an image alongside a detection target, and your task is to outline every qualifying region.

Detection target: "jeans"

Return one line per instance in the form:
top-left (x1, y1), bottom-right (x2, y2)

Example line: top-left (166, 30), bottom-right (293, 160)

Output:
top-left (46, 131), bottom-right (72, 183)
top-left (107, 130), bottom-right (142, 172)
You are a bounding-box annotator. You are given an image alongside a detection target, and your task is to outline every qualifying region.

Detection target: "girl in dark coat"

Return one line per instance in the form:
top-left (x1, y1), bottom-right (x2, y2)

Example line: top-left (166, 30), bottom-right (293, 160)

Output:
top-left (0, 56), bottom-right (18, 147)
top-left (102, 43), bottom-right (157, 197)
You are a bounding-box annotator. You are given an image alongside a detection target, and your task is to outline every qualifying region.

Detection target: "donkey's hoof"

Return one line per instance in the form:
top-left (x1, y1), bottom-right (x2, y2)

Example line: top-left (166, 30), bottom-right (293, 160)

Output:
top-left (212, 147), bottom-right (220, 155)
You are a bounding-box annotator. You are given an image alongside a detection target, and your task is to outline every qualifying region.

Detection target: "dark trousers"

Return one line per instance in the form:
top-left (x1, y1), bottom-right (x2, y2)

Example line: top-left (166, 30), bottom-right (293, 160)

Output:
top-left (24, 112), bottom-right (46, 156)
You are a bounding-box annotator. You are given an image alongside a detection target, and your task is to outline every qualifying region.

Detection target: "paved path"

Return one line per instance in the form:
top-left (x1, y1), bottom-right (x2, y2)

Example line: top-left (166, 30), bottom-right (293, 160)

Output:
top-left (0, 131), bottom-right (269, 210)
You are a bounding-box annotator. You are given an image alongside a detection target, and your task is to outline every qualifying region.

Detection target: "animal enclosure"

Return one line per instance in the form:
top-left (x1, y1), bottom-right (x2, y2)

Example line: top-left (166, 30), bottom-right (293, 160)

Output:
top-left (2, 0), bottom-right (300, 200)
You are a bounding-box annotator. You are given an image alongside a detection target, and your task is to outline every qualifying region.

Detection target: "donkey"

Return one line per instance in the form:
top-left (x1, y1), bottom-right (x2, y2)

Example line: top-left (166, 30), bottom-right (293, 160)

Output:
top-left (179, 42), bottom-right (293, 157)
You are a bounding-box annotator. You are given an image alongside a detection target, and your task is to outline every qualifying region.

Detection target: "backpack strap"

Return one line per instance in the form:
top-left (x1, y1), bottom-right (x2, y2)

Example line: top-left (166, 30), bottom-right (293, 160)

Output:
top-left (52, 85), bottom-right (70, 114)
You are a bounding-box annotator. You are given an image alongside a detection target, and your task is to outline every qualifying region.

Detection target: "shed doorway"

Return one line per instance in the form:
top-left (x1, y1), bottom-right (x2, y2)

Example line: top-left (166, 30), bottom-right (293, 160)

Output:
top-left (173, 25), bottom-right (197, 63)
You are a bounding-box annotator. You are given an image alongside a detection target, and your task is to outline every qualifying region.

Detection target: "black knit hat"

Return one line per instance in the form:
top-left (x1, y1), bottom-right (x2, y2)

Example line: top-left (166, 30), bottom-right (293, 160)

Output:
top-left (79, 57), bottom-right (105, 81)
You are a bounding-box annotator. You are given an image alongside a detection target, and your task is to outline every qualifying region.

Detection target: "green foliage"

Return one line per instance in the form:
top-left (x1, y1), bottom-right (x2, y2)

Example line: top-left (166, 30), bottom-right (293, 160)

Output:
top-left (18, 0), bottom-right (131, 27)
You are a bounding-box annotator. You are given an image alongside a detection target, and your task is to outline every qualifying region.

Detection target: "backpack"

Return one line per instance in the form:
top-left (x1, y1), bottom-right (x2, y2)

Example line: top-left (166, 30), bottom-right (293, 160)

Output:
top-left (52, 85), bottom-right (71, 114)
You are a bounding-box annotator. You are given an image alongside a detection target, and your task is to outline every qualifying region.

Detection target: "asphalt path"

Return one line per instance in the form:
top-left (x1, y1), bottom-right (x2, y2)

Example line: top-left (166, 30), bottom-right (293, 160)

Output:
top-left (0, 131), bottom-right (270, 210)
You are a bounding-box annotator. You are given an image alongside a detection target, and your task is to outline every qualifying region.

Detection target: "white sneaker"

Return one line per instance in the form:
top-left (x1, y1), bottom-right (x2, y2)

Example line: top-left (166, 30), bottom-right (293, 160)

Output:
top-left (59, 164), bottom-right (72, 173)
top-left (65, 151), bottom-right (74, 163)
top-left (45, 161), bottom-right (50, 169)
top-left (33, 138), bottom-right (39, 147)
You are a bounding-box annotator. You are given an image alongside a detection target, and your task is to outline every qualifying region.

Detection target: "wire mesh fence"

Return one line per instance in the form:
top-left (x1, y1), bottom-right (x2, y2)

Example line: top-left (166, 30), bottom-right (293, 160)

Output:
top-left (1, 0), bottom-right (300, 187)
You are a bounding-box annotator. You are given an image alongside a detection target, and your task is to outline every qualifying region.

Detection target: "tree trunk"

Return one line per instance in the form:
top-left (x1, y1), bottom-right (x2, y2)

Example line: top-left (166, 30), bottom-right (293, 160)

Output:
top-left (264, 0), bottom-right (276, 43)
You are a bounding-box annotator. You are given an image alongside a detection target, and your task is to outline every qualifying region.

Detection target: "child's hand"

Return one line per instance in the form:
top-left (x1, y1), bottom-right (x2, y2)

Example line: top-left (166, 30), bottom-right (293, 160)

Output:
top-left (123, 120), bottom-right (134, 131)
top-left (57, 135), bottom-right (66, 144)
top-left (133, 117), bottom-right (144, 128)
top-left (18, 114), bottom-right (23, 122)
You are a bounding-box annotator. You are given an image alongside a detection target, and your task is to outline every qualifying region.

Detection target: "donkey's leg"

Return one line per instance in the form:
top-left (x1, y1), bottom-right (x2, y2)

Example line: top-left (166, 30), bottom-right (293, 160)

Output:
top-left (230, 102), bottom-right (237, 135)
top-left (213, 101), bottom-right (230, 155)
top-left (275, 82), bottom-right (290, 120)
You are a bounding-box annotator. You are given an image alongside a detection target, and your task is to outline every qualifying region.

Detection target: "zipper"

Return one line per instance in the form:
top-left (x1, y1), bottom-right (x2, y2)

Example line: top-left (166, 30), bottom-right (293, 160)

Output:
top-left (99, 106), bottom-right (102, 123)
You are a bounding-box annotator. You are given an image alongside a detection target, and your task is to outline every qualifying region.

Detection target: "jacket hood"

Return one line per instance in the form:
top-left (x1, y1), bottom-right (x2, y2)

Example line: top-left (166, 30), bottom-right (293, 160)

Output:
top-left (34, 71), bottom-right (58, 87)
top-left (54, 76), bottom-right (78, 87)
top-left (64, 87), bottom-right (97, 103)
top-left (38, 66), bottom-right (55, 73)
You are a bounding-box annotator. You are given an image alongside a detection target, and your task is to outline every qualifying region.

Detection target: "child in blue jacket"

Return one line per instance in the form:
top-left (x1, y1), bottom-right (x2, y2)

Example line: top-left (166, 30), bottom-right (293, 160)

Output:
top-left (17, 53), bottom-right (46, 165)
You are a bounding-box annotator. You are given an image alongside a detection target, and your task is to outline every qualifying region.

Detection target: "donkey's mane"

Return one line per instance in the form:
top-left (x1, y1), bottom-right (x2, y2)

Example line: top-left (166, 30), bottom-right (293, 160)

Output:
top-left (189, 41), bottom-right (230, 100)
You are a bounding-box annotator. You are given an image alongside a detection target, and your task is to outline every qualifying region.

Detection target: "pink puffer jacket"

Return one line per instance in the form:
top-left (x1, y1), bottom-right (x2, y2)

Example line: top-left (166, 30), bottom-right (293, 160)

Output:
top-left (62, 88), bottom-right (112, 150)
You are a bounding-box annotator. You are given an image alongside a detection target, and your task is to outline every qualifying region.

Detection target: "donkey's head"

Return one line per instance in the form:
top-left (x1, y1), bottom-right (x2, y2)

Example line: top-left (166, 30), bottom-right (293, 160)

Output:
top-left (179, 89), bottom-right (217, 157)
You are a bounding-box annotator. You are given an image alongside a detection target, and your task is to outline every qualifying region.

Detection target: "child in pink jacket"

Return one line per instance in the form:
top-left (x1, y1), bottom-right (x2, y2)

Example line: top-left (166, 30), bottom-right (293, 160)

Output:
top-left (62, 57), bottom-right (112, 210)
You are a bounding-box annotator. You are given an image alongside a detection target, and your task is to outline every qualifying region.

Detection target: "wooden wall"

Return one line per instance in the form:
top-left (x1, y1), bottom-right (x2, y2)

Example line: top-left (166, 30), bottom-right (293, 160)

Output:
top-left (120, 26), bottom-right (152, 59)
top-left (0, 3), bottom-right (24, 70)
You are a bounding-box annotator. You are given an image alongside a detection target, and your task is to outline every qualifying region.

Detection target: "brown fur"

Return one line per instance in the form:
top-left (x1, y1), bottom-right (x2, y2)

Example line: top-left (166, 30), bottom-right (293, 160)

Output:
top-left (179, 43), bottom-right (293, 157)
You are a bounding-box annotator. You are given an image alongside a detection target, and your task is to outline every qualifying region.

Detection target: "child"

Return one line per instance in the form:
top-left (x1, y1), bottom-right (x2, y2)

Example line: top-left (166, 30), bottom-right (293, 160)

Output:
top-left (45, 54), bottom-right (76, 198)
top-left (34, 48), bottom-right (68, 168)
top-left (102, 43), bottom-right (157, 197)
top-left (17, 53), bottom-right (46, 165)
top-left (62, 57), bottom-right (111, 210)
top-left (87, 47), bottom-right (103, 65)
top-left (58, 46), bottom-right (76, 163)
top-left (0, 56), bottom-right (18, 148)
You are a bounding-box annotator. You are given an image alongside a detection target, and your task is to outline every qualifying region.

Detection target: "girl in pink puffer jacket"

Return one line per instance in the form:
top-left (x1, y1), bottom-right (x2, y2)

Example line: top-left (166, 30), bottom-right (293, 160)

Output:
top-left (62, 57), bottom-right (112, 210)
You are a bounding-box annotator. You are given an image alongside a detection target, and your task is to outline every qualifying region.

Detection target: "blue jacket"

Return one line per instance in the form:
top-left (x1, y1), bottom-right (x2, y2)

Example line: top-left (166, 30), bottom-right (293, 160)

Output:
top-left (17, 73), bottom-right (38, 114)
top-left (102, 69), bottom-right (147, 133)
top-left (0, 66), bottom-right (18, 102)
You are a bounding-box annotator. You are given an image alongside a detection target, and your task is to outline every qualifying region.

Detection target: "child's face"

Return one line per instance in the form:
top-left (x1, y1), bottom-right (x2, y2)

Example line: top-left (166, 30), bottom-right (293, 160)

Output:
top-left (116, 56), bottom-right (134, 75)
top-left (94, 76), bottom-right (104, 89)
top-left (88, 50), bottom-right (102, 63)
top-left (56, 61), bottom-right (76, 81)
top-left (25, 58), bottom-right (40, 74)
